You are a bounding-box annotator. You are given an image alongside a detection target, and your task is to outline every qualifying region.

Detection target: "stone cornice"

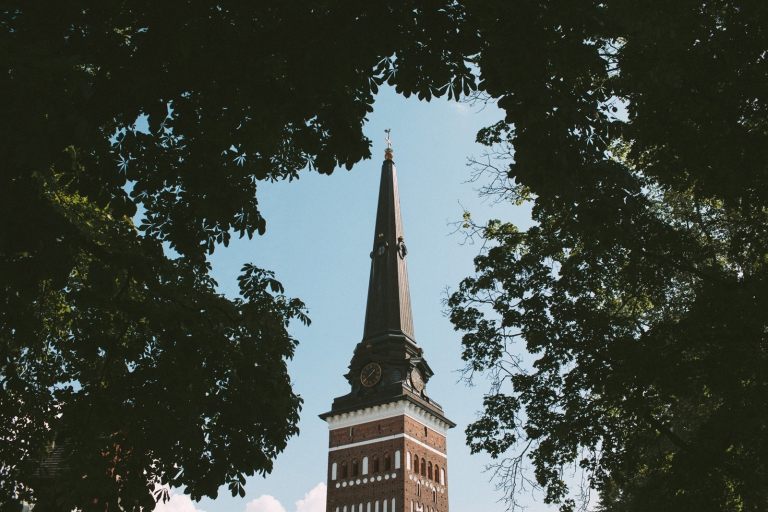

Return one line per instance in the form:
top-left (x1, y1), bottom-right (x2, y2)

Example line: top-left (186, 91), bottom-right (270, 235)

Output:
top-left (322, 399), bottom-right (454, 436)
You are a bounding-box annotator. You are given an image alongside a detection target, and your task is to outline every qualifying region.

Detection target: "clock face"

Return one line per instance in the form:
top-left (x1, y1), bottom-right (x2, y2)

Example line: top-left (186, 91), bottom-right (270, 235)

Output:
top-left (410, 368), bottom-right (424, 392)
top-left (361, 363), bottom-right (382, 387)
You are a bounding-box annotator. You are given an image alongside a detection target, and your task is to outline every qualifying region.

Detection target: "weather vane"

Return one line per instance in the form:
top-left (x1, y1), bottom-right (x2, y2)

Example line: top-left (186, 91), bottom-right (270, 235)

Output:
top-left (384, 129), bottom-right (394, 160)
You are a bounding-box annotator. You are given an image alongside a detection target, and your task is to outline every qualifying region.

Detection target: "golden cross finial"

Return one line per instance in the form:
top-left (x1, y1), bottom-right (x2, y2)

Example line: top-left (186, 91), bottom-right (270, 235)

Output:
top-left (384, 129), bottom-right (394, 160)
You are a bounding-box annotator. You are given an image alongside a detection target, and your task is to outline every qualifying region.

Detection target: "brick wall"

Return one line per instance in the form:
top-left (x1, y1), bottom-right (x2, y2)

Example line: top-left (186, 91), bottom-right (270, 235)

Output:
top-left (330, 416), bottom-right (405, 448)
top-left (326, 415), bottom-right (449, 512)
top-left (403, 437), bottom-right (448, 512)
top-left (327, 436), bottom-right (405, 512)
top-left (403, 416), bottom-right (446, 453)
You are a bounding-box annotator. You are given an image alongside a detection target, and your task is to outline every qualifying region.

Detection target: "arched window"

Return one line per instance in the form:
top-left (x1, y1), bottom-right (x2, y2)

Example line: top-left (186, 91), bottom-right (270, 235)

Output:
top-left (352, 460), bottom-right (359, 477)
top-left (384, 453), bottom-right (391, 471)
top-left (373, 455), bottom-right (380, 473)
top-left (332, 462), bottom-right (338, 480)
top-left (413, 456), bottom-right (419, 473)
top-left (421, 458), bottom-right (426, 477)
top-left (433, 464), bottom-right (438, 481)
top-left (417, 483), bottom-right (421, 497)
top-left (375, 501), bottom-right (379, 512)
top-left (395, 450), bottom-right (401, 469)
top-left (341, 461), bottom-right (348, 478)
top-left (383, 500), bottom-right (388, 512)
top-left (411, 500), bottom-right (414, 512)
top-left (428, 462), bottom-right (432, 480)
top-left (362, 456), bottom-right (369, 475)
top-left (440, 468), bottom-right (445, 485)
top-left (406, 451), bottom-right (411, 470)
top-left (391, 499), bottom-right (395, 512)
top-left (433, 490), bottom-right (437, 503)
top-left (359, 504), bottom-right (363, 512)
top-left (343, 507), bottom-right (347, 512)
top-left (367, 502), bottom-right (371, 512)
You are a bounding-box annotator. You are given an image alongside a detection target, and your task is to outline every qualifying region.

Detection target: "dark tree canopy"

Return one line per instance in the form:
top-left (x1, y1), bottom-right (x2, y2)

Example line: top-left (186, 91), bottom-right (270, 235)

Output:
top-left (0, 2), bottom-right (476, 510)
top-left (449, 0), bottom-right (768, 511)
top-left (8, 1), bottom-right (764, 510)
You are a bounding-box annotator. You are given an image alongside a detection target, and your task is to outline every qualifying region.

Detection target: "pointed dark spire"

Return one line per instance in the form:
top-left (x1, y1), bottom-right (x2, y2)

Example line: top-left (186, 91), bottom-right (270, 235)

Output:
top-left (362, 150), bottom-right (415, 342)
top-left (318, 143), bottom-right (454, 429)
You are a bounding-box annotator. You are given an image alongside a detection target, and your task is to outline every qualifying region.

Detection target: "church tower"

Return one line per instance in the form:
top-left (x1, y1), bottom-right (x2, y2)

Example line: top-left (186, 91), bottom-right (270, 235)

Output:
top-left (320, 144), bottom-right (455, 512)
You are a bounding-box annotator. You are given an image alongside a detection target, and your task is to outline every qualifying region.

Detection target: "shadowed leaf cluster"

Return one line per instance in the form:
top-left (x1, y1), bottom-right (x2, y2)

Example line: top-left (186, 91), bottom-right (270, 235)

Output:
top-left (0, 1), bottom-right (477, 510)
top-left (448, 1), bottom-right (768, 510)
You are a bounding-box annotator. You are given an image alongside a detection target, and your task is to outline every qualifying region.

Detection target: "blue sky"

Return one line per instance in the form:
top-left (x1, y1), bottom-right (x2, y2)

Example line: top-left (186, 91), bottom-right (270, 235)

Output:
top-left (152, 86), bottom-right (570, 512)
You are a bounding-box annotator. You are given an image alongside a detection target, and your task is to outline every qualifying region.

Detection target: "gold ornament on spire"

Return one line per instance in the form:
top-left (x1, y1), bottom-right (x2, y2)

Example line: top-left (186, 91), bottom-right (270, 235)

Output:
top-left (384, 128), bottom-right (394, 160)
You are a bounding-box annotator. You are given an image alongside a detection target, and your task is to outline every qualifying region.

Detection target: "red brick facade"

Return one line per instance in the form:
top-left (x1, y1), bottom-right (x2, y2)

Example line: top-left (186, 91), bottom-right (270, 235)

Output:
top-left (326, 413), bottom-right (449, 512)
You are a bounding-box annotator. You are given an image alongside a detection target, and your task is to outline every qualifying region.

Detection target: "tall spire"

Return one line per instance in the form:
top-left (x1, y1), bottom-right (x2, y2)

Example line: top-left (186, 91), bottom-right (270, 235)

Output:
top-left (319, 137), bottom-right (454, 430)
top-left (362, 142), bottom-right (415, 342)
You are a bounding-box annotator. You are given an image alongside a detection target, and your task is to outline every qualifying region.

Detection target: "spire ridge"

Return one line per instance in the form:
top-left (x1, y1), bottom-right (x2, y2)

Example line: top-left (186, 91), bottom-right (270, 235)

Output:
top-left (362, 152), bottom-right (414, 342)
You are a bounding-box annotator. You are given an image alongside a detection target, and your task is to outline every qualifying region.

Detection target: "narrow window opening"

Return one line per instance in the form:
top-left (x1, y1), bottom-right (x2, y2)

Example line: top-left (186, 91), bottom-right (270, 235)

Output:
top-left (413, 456), bottom-right (419, 473)
top-left (384, 453), bottom-right (391, 471)
top-left (428, 462), bottom-right (432, 480)
top-left (420, 458), bottom-right (426, 477)
top-left (424, 426), bottom-right (428, 437)
top-left (341, 461), bottom-right (348, 478)
top-left (417, 483), bottom-right (421, 497)
top-left (350, 427), bottom-right (354, 437)
top-left (352, 460), bottom-right (359, 477)
top-left (373, 455), bottom-right (380, 473)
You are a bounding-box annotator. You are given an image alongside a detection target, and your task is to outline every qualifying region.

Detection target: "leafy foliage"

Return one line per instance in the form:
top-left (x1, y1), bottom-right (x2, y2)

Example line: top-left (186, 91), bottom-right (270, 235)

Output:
top-left (0, 1), bottom-right (477, 510)
top-left (2, 172), bottom-right (308, 511)
top-left (449, 0), bottom-right (768, 510)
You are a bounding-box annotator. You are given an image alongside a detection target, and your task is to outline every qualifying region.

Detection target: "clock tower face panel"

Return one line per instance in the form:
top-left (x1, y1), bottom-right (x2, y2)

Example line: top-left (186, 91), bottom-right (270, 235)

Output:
top-left (361, 363), bottom-right (383, 387)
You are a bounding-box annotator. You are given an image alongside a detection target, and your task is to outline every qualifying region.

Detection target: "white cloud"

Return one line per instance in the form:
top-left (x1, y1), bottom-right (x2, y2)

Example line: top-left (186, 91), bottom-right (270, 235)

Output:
top-left (154, 482), bottom-right (326, 512)
top-left (295, 483), bottom-right (326, 512)
top-left (153, 492), bottom-right (207, 512)
top-left (245, 494), bottom-right (287, 512)
top-left (245, 483), bottom-right (326, 512)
